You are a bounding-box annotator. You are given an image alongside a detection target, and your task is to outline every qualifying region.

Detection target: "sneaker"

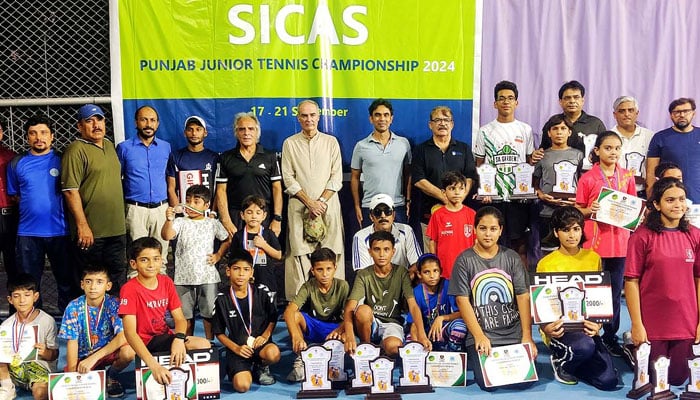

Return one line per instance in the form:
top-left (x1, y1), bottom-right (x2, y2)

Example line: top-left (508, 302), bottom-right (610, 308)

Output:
top-left (603, 338), bottom-right (626, 357)
top-left (550, 355), bottom-right (578, 385)
top-left (255, 364), bottom-right (276, 385)
top-left (286, 356), bottom-right (305, 382)
top-left (0, 386), bottom-right (16, 400)
top-left (107, 378), bottom-right (124, 398)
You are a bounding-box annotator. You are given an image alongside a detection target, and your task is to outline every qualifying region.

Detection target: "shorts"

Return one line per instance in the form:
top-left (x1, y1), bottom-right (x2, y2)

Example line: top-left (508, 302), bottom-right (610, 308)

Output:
top-left (147, 333), bottom-right (177, 353)
top-left (64, 350), bottom-right (120, 372)
top-left (225, 341), bottom-right (276, 378)
top-left (370, 319), bottom-right (404, 344)
top-left (301, 312), bottom-right (340, 343)
top-left (176, 283), bottom-right (218, 319)
top-left (9, 361), bottom-right (50, 390)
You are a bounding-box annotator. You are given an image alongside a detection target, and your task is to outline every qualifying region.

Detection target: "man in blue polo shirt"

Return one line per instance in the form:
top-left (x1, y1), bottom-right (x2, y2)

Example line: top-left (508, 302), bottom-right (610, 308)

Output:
top-left (116, 105), bottom-right (171, 267)
top-left (7, 114), bottom-right (77, 309)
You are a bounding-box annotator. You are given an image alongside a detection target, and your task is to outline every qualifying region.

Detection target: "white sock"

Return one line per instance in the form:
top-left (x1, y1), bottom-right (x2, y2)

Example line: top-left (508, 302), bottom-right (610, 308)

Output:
top-left (0, 379), bottom-right (13, 389)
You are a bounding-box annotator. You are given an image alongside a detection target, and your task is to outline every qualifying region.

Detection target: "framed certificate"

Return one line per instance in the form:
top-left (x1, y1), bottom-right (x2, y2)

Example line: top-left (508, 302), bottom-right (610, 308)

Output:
top-left (49, 370), bottom-right (105, 400)
top-left (479, 343), bottom-right (538, 388)
top-left (592, 187), bottom-right (645, 231)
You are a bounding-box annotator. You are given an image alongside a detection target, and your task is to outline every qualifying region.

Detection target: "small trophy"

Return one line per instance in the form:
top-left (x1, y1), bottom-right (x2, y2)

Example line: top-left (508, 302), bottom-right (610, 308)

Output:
top-left (624, 152), bottom-right (646, 184)
top-left (680, 357), bottom-right (700, 399)
top-left (627, 342), bottom-right (652, 399)
top-left (509, 163), bottom-right (537, 200)
top-left (580, 133), bottom-right (597, 170)
top-left (366, 356), bottom-right (401, 400)
top-left (475, 164), bottom-right (502, 201)
top-left (649, 356), bottom-right (677, 400)
top-left (551, 160), bottom-right (578, 199)
top-left (297, 345), bottom-right (338, 399)
top-left (396, 342), bottom-right (433, 393)
top-left (322, 339), bottom-right (348, 390)
top-left (164, 366), bottom-right (192, 400)
top-left (346, 344), bottom-right (381, 395)
top-left (559, 286), bottom-right (586, 332)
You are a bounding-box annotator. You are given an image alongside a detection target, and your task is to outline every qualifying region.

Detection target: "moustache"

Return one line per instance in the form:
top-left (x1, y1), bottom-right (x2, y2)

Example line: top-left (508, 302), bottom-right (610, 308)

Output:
top-left (378, 219), bottom-right (390, 224)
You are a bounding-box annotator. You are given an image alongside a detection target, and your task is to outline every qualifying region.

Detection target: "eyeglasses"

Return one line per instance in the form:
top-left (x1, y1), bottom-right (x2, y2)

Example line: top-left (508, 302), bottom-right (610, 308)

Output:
top-left (671, 109), bottom-right (694, 116)
top-left (497, 96), bottom-right (516, 103)
top-left (372, 207), bottom-right (393, 217)
top-left (430, 118), bottom-right (453, 124)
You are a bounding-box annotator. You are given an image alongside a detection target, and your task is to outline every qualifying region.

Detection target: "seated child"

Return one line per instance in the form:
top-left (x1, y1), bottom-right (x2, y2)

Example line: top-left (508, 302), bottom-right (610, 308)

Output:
top-left (448, 206), bottom-right (537, 391)
top-left (230, 195), bottom-right (283, 297)
top-left (58, 266), bottom-right (135, 397)
top-left (283, 247), bottom-right (349, 382)
top-left (212, 251), bottom-right (280, 392)
top-left (0, 273), bottom-right (58, 400)
top-left (343, 230), bottom-right (431, 357)
top-left (537, 206), bottom-right (617, 390)
top-left (119, 237), bottom-right (211, 386)
top-left (406, 253), bottom-right (466, 352)
top-left (161, 184), bottom-right (231, 338)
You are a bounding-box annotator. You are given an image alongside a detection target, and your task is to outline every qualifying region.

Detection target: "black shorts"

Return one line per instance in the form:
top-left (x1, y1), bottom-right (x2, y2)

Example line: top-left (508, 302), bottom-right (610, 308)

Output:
top-left (225, 341), bottom-right (276, 378)
top-left (147, 333), bottom-right (177, 353)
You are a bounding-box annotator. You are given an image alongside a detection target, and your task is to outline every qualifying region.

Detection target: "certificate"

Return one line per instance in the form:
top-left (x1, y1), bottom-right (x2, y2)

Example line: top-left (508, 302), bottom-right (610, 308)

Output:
top-left (48, 370), bottom-right (105, 400)
top-left (530, 272), bottom-right (613, 325)
top-left (479, 343), bottom-right (538, 387)
top-left (687, 204), bottom-right (700, 229)
top-left (592, 187), bottom-right (645, 231)
top-left (142, 363), bottom-right (197, 400)
top-left (425, 352), bottom-right (466, 387)
top-left (0, 324), bottom-right (38, 364)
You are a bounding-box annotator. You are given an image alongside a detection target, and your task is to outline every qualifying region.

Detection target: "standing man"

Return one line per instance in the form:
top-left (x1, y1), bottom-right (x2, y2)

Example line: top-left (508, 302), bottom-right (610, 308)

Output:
top-left (540, 80), bottom-right (606, 153)
top-left (116, 105), bottom-right (171, 265)
top-left (7, 114), bottom-right (77, 309)
top-left (281, 99), bottom-right (344, 301)
top-left (166, 116), bottom-right (220, 206)
top-left (473, 81), bottom-right (539, 267)
top-left (611, 96), bottom-right (655, 197)
top-left (412, 105), bottom-right (477, 250)
top-left (62, 104), bottom-right (127, 292)
top-left (217, 112), bottom-right (283, 236)
top-left (351, 99), bottom-right (412, 227)
top-left (646, 98), bottom-right (700, 202)
top-left (0, 118), bottom-right (18, 284)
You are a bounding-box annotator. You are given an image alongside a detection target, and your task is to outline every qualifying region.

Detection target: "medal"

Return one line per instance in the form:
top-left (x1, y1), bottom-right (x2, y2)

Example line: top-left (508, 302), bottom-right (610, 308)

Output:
top-left (84, 297), bottom-right (105, 353)
top-left (422, 281), bottom-right (443, 325)
top-left (230, 285), bottom-right (254, 346)
top-left (11, 354), bottom-right (21, 368)
top-left (246, 336), bottom-right (255, 347)
top-left (243, 227), bottom-right (263, 265)
top-left (11, 307), bottom-right (33, 367)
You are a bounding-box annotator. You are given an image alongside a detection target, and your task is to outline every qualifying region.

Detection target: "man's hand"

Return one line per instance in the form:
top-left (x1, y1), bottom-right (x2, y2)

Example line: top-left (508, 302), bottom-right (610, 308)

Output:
top-left (170, 339), bottom-right (186, 367)
top-left (77, 354), bottom-right (99, 374)
top-left (151, 364), bottom-right (172, 385)
top-left (325, 326), bottom-right (344, 342)
top-left (269, 219), bottom-right (282, 236)
top-left (308, 200), bottom-right (327, 218)
top-left (474, 334), bottom-right (491, 356)
top-left (344, 336), bottom-right (357, 355)
top-left (631, 323), bottom-right (648, 347)
top-left (531, 148), bottom-right (545, 164)
top-left (236, 344), bottom-right (254, 359)
top-left (542, 319), bottom-right (565, 339)
top-left (428, 316), bottom-right (445, 342)
top-left (582, 320), bottom-right (602, 337)
top-left (252, 235), bottom-right (268, 249)
top-left (222, 219), bottom-right (238, 237)
top-left (76, 223), bottom-right (94, 249)
top-left (253, 335), bottom-right (268, 349)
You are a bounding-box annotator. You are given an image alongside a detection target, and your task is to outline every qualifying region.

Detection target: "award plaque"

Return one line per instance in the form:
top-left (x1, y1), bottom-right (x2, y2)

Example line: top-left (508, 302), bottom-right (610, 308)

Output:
top-left (476, 164), bottom-right (502, 201)
top-left (479, 343), bottom-right (538, 388)
top-left (297, 345), bottom-right (338, 399)
top-left (687, 205), bottom-right (700, 229)
top-left (592, 187), bottom-right (645, 231)
top-left (551, 160), bottom-right (578, 199)
top-left (323, 339), bottom-right (348, 390)
top-left (627, 343), bottom-right (652, 399)
top-left (135, 349), bottom-right (220, 400)
top-left (48, 370), bottom-right (105, 400)
top-left (396, 342), bottom-right (433, 393)
top-left (624, 152), bottom-right (645, 177)
top-left (680, 357), bottom-right (700, 399)
top-left (141, 363), bottom-right (197, 400)
top-left (0, 324), bottom-right (38, 364)
top-left (425, 352), bottom-right (467, 387)
top-left (509, 163), bottom-right (537, 199)
top-left (650, 356), bottom-right (677, 400)
top-left (367, 356), bottom-right (400, 400)
top-left (581, 133), bottom-right (597, 170)
top-left (346, 344), bottom-right (381, 395)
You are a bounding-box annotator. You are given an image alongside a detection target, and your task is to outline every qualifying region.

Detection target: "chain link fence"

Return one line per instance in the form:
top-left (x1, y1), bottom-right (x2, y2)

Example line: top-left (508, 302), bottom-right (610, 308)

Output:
top-left (0, 0), bottom-right (112, 317)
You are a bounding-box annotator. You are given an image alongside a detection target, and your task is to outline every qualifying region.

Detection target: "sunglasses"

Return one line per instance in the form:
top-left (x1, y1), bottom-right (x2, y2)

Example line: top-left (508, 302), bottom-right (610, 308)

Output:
top-left (372, 207), bottom-right (393, 217)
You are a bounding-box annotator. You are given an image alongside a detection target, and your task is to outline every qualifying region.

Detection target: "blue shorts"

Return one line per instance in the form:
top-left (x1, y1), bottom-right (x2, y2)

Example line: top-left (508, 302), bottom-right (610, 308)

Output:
top-left (301, 312), bottom-right (340, 343)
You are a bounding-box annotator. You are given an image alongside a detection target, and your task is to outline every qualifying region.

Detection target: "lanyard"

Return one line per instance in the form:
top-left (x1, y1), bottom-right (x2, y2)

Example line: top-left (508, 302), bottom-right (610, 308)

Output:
top-left (12, 307), bottom-right (34, 354)
top-left (243, 226), bottom-right (263, 265)
top-left (230, 285), bottom-right (253, 337)
top-left (84, 297), bottom-right (105, 351)
top-left (421, 281), bottom-right (443, 323)
top-left (597, 164), bottom-right (620, 191)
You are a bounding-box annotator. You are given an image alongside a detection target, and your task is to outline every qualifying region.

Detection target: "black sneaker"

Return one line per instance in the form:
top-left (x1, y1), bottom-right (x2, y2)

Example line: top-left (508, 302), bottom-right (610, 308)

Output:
top-left (550, 355), bottom-right (578, 385)
top-left (603, 339), bottom-right (626, 358)
top-left (107, 378), bottom-right (125, 398)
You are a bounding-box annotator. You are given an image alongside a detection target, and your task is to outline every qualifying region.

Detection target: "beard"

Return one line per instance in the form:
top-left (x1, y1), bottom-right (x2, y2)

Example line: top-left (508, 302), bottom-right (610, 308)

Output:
top-left (674, 121), bottom-right (690, 131)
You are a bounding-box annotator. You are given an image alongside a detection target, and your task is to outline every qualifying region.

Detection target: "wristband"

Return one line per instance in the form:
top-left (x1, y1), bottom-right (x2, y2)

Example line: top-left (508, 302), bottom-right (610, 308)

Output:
top-left (273, 214), bottom-right (283, 222)
top-left (318, 197), bottom-right (327, 204)
top-left (174, 332), bottom-right (187, 341)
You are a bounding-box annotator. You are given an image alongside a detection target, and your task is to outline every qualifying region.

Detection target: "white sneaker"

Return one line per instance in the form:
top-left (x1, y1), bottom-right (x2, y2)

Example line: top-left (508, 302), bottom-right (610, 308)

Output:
top-left (286, 355), bottom-right (305, 382)
top-left (0, 386), bottom-right (16, 400)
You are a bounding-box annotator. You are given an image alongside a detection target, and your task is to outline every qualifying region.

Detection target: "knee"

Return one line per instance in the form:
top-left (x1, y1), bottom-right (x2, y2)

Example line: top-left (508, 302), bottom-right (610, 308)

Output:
top-left (595, 370), bottom-right (619, 391)
top-left (354, 305), bottom-right (373, 324)
top-left (570, 336), bottom-right (596, 360)
top-left (262, 344), bottom-right (281, 364)
top-left (120, 345), bottom-right (136, 362)
top-left (233, 373), bottom-right (252, 393)
top-left (31, 382), bottom-right (49, 400)
top-left (382, 337), bottom-right (402, 357)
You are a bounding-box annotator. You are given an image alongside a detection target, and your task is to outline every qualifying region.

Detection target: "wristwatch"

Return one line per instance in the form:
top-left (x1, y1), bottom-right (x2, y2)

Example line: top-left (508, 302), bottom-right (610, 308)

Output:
top-left (174, 332), bottom-right (187, 341)
top-left (273, 214), bottom-right (283, 222)
top-left (318, 197), bottom-right (327, 203)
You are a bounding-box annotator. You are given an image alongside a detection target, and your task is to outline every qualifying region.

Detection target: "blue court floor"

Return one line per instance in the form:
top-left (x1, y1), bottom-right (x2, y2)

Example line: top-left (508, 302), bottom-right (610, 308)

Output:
top-left (12, 298), bottom-right (681, 400)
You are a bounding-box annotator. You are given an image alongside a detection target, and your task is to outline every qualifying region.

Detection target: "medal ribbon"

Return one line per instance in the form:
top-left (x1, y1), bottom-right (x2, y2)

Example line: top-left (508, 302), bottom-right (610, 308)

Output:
top-left (84, 298), bottom-right (105, 351)
top-left (243, 226), bottom-right (263, 265)
top-left (12, 307), bottom-right (34, 355)
top-left (598, 164), bottom-right (621, 191)
top-left (230, 285), bottom-right (253, 338)
top-left (421, 281), bottom-right (443, 324)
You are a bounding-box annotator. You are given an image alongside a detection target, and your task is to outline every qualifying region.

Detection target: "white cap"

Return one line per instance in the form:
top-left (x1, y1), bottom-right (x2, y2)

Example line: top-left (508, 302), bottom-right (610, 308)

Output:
top-left (369, 194), bottom-right (394, 210)
top-left (184, 115), bottom-right (206, 131)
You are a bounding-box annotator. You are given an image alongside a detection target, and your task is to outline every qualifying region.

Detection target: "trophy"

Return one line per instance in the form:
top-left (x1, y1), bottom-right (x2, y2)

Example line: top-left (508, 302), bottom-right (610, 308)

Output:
top-left (551, 160), bottom-right (578, 200)
top-left (366, 356), bottom-right (400, 400)
top-left (297, 345), bottom-right (338, 399)
top-left (323, 339), bottom-right (348, 390)
top-left (680, 357), bottom-right (700, 399)
top-left (346, 344), bottom-right (381, 395)
top-left (626, 342), bottom-right (652, 399)
top-left (396, 342), bottom-right (433, 393)
top-left (580, 133), bottom-right (597, 170)
top-left (509, 163), bottom-right (537, 200)
top-left (475, 164), bottom-right (502, 201)
top-left (559, 286), bottom-right (586, 331)
top-left (649, 356), bottom-right (677, 400)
